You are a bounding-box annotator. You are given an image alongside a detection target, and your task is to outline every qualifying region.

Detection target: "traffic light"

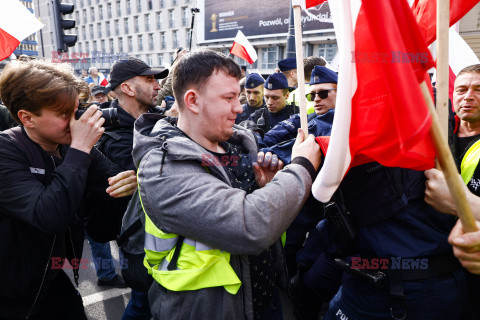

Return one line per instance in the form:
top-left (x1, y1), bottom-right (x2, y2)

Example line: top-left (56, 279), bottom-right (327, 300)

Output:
top-left (51, 0), bottom-right (77, 52)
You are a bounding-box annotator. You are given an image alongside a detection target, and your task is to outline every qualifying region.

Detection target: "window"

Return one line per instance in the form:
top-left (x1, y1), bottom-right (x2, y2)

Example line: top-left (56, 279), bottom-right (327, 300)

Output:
top-left (92, 40), bottom-right (97, 52)
top-left (160, 32), bottom-right (166, 49)
top-left (117, 1), bottom-right (121, 16)
top-left (156, 12), bottom-right (162, 29)
top-left (318, 43), bottom-right (337, 63)
top-left (160, 0), bottom-right (165, 8)
top-left (100, 39), bottom-right (105, 52)
top-left (82, 26), bottom-right (86, 40)
top-left (147, 54), bottom-right (152, 66)
top-left (149, 33), bottom-right (154, 50)
top-left (115, 20), bottom-right (120, 34)
top-left (126, 0), bottom-right (131, 14)
top-left (83, 9), bottom-right (87, 23)
top-left (138, 35), bottom-right (143, 51)
top-left (97, 23), bottom-right (102, 37)
top-left (182, 7), bottom-right (188, 26)
top-left (145, 14), bottom-right (150, 31)
top-left (90, 25), bottom-right (94, 38)
top-left (124, 18), bottom-right (129, 33)
top-left (148, 0), bottom-right (153, 10)
top-left (134, 16), bottom-right (139, 33)
top-left (172, 30), bottom-right (178, 49)
top-left (137, 0), bottom-right (142, 13)
top-left (128, 36), bottom-right (133, 51)
top-left (99, 5), bottom-right (103, 19)
top-left (158, 53), bottom-right (163, 66)
top-left (107, 3), bottom-right (112, 18)
top-left (119, 37), bottom-right (124, 51)
top-left (106, 21), bottom-right (111, 37)
top-left (90, 7), bottom-right (95, 22)
top-left (261, 46), bottom-right (281, 69)
top-left (172, 0), bottom-right (177, 5)
top-left (169, 10), bottom-right (174, 28)
top-left (109, 38), bottom-right (114, 51)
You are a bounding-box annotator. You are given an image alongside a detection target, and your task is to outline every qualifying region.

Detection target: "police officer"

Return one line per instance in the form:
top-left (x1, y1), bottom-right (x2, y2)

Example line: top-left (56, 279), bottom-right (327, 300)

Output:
top-left (317, 165), bottom-right (466, 319)
top-left (235, 73), bottom-right (266, 124)
top-left (259, 66), bottom-right (337, 150)
top-left (249, 72), bottom-right (298, 133)
top-left (278, 58), bottom-right (300, 110)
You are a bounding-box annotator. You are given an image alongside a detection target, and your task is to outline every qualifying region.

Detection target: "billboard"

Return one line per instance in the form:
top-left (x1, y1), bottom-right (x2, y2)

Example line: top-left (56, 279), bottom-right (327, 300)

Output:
top-left (196, 0), bottom-right (333, 43)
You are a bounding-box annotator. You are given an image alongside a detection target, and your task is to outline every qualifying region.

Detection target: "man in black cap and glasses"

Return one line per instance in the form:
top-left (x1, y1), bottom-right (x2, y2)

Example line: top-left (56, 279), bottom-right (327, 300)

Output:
top-left (88, 57), bottom-right (168, 320)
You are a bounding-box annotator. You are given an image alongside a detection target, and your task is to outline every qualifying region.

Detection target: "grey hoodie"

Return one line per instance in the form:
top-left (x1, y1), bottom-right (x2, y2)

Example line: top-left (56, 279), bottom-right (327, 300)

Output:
top-left (133, 113), bottom-right (313, 320)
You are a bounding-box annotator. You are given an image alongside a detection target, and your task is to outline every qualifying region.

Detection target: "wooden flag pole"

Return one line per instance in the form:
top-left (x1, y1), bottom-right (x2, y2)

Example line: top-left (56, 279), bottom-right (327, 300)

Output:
top-left (420, 81), bottom-right (478, 232)
top-left (436, 0), bottom-right (450, 140)
top-left (293, 5), bottom-right (309, 134)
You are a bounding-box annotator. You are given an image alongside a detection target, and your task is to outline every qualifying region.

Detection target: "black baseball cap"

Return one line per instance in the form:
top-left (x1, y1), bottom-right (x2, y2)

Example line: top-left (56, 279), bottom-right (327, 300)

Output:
top-left (107, 58), bottom-right (169, 90)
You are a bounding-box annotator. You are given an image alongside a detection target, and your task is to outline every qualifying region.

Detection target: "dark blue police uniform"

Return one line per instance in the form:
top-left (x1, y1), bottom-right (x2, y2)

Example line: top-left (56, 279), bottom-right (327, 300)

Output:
top-left (320, 163), bottom-right (467, 320)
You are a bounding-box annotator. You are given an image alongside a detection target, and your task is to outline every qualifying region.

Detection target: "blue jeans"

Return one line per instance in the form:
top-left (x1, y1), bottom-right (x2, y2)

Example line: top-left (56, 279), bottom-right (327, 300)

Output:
top-left (122, 289), bottom-right (152, 320)
top-left (85, 234), bottom-right (117, 281)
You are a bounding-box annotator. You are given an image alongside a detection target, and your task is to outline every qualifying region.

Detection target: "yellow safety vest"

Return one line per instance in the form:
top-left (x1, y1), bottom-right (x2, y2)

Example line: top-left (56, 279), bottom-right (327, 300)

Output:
top-left (139, 183), bottom-right (242, 295)
top-left (461, 138), bottom-right (480, 185)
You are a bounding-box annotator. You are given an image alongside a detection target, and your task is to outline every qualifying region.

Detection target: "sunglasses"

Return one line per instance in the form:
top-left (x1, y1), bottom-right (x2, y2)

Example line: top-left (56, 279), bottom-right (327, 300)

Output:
top-left (305, 89), bottom-right (336, 102)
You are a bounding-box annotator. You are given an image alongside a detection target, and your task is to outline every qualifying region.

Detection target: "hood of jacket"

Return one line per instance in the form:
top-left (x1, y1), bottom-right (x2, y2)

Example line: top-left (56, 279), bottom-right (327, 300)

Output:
top-left (132, 113), bottom-right (259, 171)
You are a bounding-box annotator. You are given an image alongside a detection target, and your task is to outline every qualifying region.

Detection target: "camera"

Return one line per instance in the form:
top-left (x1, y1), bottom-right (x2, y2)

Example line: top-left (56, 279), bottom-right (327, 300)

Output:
top-left (191, 8), bottom-right (200, 13)
top-left (75, 106), bottom-right (119, 128)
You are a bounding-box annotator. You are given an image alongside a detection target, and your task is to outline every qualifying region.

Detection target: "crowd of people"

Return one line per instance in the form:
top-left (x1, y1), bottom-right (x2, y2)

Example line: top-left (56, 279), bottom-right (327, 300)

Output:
top-left (0, 48), bottom-right (480, 320)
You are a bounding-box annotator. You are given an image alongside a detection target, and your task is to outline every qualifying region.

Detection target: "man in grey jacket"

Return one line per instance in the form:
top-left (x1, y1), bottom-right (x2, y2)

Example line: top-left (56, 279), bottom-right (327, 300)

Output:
top-left (132, 50), bottom-right (321, 320)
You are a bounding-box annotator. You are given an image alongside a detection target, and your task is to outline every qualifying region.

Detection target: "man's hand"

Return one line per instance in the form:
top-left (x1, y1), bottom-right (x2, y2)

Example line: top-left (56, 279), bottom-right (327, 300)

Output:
top-left (106, 170), bottom-right (137, 198)
top-left (70, 105), bottom-right (105, 154)
top-left (291, 129), bottom-right (322, 171)
top-left (424, 168), bottom-right (457, 215)
top-left (253, 152), bottom-right (284, 188)
top-left (449, 219), bottom-right (480, 274)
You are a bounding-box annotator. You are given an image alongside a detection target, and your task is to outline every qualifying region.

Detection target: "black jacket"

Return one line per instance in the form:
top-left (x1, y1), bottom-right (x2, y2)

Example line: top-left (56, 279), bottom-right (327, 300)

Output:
top-left (98, 100), bottom-right (136, 171)
top-left (0, 103), bottom-right (16, 131)
top-left (0, 128), bottom-right (121, 319)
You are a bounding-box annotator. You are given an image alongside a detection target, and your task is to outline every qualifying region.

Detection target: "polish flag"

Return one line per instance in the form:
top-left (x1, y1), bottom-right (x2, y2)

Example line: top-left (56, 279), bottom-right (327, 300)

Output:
top-left (312, 0), bottom-right (436, 203)
top-left (292, 0), bottom-right (327, 10)
top-left (230, 31), bottom-right (257, 65)
top-left (431, 28), bottom-right (480, 102)
top-left (411, 0), bottom-right (480, 46)
top-left (0, 0), bottom-right (44, 61)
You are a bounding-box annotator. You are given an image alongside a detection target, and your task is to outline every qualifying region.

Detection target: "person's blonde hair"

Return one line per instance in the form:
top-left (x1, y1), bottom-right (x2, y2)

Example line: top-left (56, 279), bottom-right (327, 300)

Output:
top-left (0, 60), bottom-right (80, 123)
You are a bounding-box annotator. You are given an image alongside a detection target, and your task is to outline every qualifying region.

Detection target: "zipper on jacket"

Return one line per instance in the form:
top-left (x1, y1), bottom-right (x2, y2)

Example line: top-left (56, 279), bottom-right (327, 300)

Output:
top-left (26, 235), bottom-right (56, 319)
top-left (159, 142), bottom-right (168, 175)
top-left (68, 227), bottom-right (80, 287)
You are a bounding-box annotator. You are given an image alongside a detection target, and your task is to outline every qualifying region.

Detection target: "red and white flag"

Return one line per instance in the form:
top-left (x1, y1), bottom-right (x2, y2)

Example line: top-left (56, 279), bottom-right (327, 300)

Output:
top-left (230, 30), bottom-right (257, 65)
top-left (292, 0), bottom-right (327, 10)
top-left (0, 0), bottom-right (44, 61)
top-left (411, 0), bottom-right (480, 46)
top-left (312, 0), bottom-right (436, 203)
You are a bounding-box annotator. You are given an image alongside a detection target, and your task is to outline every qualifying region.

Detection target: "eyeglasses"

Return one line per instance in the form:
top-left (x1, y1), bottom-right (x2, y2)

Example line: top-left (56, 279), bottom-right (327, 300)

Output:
top-left (305, 89), bottom-right (336, 102)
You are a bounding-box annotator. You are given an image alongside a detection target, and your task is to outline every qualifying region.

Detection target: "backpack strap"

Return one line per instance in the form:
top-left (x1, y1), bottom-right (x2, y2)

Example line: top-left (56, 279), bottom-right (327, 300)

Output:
top-left (117, 218), bottom-right (143, 247)
top-left (3, 127), bottom-right (46, 183)
top-left (95, 131), bottom-right (122, 153)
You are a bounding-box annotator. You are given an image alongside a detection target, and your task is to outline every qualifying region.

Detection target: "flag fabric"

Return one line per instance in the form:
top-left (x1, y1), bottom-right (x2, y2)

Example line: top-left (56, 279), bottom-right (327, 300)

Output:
top-left (229, 30), bottom-right (257, 65)
top-left (431, 28), bottom-right (480, 102)
top-left (312, 0), bottom-right (436, 203)
top-left (85, 73), bottom-right (109, 86)
top-left (292, 0), bottom-right (327, 10)
top-left (0, 0), bottom-right (44, 61)
top-left (412, 0), bottom-right (480, 45)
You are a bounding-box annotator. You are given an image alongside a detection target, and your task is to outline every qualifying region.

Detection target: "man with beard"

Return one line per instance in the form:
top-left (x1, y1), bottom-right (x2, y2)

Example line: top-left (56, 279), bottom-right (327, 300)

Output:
top-left (90, 57), bottom-right (169, 320)
top-left (235, 73), bottom-right (266, 124)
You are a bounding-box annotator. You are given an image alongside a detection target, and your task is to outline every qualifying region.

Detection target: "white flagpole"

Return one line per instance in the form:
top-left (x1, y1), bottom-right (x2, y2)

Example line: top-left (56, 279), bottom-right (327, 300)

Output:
top-left (436, 0), bottom-right (450, 141)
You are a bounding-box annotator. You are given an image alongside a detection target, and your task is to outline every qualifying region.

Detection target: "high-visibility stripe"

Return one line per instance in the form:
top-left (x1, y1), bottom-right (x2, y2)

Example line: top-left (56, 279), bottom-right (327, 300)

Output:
top-left (144, 233), bottom-right (178, 252)
top-left (461, 139), bottom-right (480, 185)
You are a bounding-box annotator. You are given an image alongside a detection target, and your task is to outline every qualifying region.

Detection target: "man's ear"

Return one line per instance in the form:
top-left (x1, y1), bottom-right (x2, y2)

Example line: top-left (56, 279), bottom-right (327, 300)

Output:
top-left (17, 109), bottom-right (35, 128)
top-left (184, 89), bottom-right (200, 114)
top-left (285, 91), bottom-right (290, 100)
top-left (120, 82), bottom-right (135, 97)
